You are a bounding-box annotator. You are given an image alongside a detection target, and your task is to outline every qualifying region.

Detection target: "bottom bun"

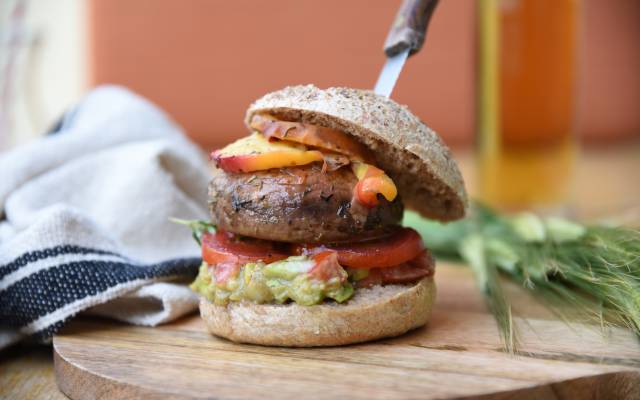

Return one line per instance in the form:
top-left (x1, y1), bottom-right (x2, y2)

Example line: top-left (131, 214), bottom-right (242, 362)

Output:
top-left (199, 277), bottom-right (436, 347)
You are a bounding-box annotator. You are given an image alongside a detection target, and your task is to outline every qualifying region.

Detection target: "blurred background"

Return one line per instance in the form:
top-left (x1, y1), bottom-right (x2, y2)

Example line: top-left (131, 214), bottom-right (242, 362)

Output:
top-left (1, 0), bottom-right (639, 213)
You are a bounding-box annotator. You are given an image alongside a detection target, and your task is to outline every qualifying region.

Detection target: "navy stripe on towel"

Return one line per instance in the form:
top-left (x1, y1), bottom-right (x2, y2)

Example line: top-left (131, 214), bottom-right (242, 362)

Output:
top-left (0, 245), bottom-right (124, 279)
top-left (0, 245), bottom-right (200, 340)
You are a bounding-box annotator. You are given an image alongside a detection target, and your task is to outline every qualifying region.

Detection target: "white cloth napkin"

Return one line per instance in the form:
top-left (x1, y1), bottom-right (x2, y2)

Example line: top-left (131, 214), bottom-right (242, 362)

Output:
top-left (0, 86), bottom-right (211, 348)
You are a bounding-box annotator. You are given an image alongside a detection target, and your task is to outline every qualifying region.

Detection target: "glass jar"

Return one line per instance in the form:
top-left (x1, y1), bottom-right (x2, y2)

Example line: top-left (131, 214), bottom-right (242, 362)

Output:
top-left (477, 0), bottom-right (581, 213)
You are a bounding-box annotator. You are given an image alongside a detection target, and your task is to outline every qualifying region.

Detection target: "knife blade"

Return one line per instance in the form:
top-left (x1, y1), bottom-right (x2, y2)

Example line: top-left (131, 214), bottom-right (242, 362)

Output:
top-left (374, 0), bottom-right (439, 97)
top-left (374, 49), bottom-right (410, 98)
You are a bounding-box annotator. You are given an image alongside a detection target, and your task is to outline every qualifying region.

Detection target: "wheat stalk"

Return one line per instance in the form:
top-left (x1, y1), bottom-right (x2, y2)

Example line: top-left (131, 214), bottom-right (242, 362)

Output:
top-left (404, 204), bottom-right (640, 352)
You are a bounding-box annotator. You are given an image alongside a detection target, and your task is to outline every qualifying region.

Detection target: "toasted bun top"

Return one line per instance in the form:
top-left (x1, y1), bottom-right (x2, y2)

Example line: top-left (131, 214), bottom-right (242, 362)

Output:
top-left (245, 85), bottom-right (467, 221)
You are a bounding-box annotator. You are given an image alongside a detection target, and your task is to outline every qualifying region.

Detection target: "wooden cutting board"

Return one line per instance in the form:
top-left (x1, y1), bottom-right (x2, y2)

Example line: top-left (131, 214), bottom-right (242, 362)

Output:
top-left (53, 263), bottom-right (640, 400)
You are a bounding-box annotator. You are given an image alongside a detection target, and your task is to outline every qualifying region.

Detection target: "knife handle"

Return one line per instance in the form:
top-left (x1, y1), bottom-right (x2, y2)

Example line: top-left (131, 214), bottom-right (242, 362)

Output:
top-left (383, 0), bottom-right (439, 57)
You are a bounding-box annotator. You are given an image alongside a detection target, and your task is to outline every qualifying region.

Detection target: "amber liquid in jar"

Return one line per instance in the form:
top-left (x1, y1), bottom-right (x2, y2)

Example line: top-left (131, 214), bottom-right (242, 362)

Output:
top-left (477, 0), bottom-right (580, 211)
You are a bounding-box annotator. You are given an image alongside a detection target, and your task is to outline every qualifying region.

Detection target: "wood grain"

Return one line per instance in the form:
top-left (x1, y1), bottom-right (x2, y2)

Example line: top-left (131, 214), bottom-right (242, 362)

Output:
top-left (0, 345), bottom-right (66, 400)
top-left (53, 263), bottom-right (640, 400)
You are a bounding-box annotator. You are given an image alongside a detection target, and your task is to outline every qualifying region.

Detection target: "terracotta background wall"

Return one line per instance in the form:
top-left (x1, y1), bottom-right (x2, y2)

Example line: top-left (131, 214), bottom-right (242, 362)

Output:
top-left (88, 0), bottom-right (640, 150)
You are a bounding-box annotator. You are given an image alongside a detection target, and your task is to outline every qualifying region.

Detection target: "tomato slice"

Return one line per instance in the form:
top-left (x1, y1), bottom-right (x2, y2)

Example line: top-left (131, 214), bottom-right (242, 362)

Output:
top-left (356, 250), bottom-right (435, 287)
top-left (250, 114), bottom-right (373, 162)
top-left (201, 231), bottom-right (289, 266)
top-left (296, 228), bottom-right (425, 269)
top-left (203, 227), bottom-right (426, 285)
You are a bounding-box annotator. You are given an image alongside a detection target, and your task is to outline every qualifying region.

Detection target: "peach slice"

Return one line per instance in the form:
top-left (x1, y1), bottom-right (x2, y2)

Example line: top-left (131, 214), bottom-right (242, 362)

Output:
top-left (250, 114), bottom-right (373, 162)
top-left (352, 162), bottom-right (398, 207)
top-left (212, 133), bottom-right (324, 173)
top-left (214, 151), bottom-right (325, 173)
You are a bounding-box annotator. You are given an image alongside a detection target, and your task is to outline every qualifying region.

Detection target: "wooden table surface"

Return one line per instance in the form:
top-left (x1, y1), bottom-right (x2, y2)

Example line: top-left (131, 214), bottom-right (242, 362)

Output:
top-left (2, 144), bottom-right (639, 400)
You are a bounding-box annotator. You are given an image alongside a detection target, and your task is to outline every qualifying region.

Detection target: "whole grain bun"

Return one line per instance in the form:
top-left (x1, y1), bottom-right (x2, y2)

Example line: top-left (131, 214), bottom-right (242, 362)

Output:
top-left (246, 85), bottom-right (467, 221)
top-left (200, 277), bottom-right (435, 347)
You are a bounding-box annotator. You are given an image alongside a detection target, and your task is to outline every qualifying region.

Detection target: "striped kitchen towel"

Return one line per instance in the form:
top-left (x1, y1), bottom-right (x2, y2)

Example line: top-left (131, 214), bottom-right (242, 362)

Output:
top-left (0, 86), bottom-right (210, 348)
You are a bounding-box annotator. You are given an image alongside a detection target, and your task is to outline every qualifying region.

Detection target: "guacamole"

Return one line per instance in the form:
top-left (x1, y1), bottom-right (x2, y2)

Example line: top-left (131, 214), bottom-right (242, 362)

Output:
top-left (190, 255), bottom-right (357, 306)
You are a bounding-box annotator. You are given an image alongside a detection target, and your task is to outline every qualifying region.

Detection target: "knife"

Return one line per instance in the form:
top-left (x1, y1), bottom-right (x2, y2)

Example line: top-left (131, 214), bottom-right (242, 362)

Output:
top-left (374, 0), bottom-right (440, 97)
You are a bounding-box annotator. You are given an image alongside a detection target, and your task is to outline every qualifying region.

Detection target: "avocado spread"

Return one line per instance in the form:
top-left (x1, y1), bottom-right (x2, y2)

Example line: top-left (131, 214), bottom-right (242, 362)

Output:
top-left (191, 256), bottom-right (361, 306)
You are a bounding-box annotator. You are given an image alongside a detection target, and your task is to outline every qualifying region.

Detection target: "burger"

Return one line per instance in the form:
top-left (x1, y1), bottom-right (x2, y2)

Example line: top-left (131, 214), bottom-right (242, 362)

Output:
top-left (187, 85), bottom-right (467, 346)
